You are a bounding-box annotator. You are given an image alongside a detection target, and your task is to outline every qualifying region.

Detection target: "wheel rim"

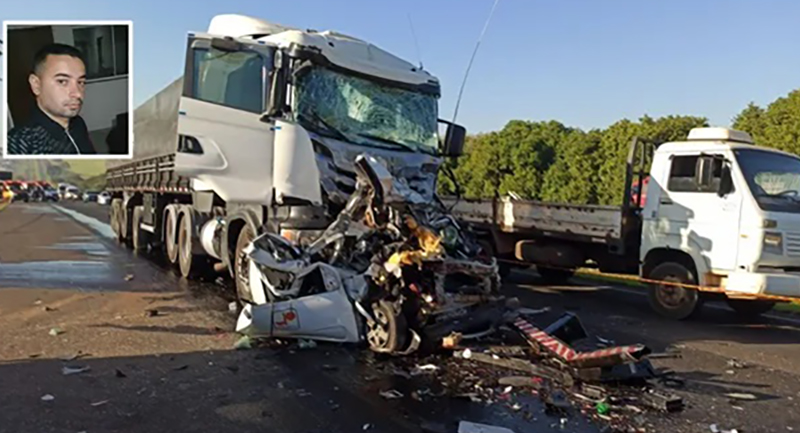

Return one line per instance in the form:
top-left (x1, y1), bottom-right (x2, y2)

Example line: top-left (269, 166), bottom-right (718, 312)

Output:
top-left (367, 307), bottom-right (391, 349)
top-left (166, 212), bottom-right (176, 261)
top-left (655, 276), bottom-right (689, 309)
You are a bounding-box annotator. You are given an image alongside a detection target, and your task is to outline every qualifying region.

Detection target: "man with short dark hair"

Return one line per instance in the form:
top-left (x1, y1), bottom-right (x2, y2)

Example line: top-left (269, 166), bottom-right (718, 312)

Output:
top-left (7, 43), bottom-right (96, 155)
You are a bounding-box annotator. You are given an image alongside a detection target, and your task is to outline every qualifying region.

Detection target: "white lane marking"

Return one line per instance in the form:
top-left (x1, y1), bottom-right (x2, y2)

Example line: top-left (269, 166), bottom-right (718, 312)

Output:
top-left (52, 204), bottom-right (115, 240)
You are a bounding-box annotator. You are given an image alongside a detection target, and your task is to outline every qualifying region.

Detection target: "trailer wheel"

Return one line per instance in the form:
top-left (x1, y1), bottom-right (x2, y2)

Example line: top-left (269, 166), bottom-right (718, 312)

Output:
top-left (647, 261), bottom-right (702, 320)
top-left (726, 299), bottom-right (775, 318)
top-left (111, 199), bottom-right (127, 244)
top-left (537, 266), bottom-right (575, 285)
top-left (164, 206), bottom-right (178, 265)
top-left (110, 199), bottom-right (121, 238)
top-left (131, 206), bottom-right (149, 253)
top-left (234, 225), bottom-right (256, 304)
top-left (178, 211), bottom-right (204, 279)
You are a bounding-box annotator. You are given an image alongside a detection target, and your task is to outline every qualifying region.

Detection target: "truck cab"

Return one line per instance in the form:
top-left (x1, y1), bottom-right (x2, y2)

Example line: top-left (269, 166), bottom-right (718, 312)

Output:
top-left (641, 127), bottom-right (800, 317)
top-left (168, 14), bottom-right (464, 300)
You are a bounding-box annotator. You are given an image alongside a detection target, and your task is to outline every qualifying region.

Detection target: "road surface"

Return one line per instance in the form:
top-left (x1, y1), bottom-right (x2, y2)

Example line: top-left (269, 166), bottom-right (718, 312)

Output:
top-left (1, 201), bottom-right (799, 433)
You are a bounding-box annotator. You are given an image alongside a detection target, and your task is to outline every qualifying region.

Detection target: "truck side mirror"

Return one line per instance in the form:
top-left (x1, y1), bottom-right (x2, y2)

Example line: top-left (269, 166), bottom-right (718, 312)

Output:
top-left (718, 164), bottom-right (734, 197)
top-left (440, 121), bottom-right (466, 158)
top-left (696, 156), bottom-right (715, 190)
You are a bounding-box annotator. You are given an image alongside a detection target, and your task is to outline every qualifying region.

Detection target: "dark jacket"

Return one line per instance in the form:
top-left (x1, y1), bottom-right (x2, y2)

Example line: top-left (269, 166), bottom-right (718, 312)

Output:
top-left (7, 104), bottom-right (96, 155)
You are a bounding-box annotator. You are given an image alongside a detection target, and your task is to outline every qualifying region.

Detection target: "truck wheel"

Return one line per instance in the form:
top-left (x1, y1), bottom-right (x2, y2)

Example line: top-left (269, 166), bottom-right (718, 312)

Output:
top-left (110, 199), bottom-right (121, 238)
top-left (131, 206), bottom-right (149, 253)
top-left (111, 199), bottom-right (127, 244)
top-left (178, 212), bottom-right (204, 279)
top-left (164, 207), bottom-right (179, 265)
top-left (235, 225), bottom-right (256, 304)
top-left (726, 299), bottom-right (775, 318)
top-left (647, 262), bottom-right (702, 320)
top-left (537, 266), bottom-right (575, 285)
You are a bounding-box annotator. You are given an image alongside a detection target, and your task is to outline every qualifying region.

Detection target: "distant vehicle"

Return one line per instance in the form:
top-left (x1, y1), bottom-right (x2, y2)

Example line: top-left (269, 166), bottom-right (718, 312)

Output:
top-left (82, 191), bottom-right (100, 202)
top-left (7, 182), bottom-right (29, 202)
top-left (65, 187), bottom-right (81, 200)
top-left (43, 187), bottom-right (59, 202)
top-left (97, 191), bottom-right (112, 205)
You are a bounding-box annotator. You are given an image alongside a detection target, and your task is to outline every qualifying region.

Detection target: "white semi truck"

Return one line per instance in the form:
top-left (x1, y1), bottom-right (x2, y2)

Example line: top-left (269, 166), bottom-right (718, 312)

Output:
top-left (447, 127), bottom-right (800, 319)
top-left (106, 15), bottom-right (466, 304)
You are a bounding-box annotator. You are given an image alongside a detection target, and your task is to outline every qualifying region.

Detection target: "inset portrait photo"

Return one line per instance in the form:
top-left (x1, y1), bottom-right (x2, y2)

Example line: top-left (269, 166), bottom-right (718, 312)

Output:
top-left (2, 20), bottom-right (132, 159)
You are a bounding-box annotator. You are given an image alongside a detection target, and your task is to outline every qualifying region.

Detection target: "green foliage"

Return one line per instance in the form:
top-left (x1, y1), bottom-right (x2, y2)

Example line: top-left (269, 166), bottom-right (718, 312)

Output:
top-left (440, 88), bottom-right (800, 206)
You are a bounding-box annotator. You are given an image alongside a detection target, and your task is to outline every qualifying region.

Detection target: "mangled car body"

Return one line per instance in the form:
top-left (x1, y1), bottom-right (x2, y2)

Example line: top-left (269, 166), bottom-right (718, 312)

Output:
top-left (236, 154), bottom-right (506, 354)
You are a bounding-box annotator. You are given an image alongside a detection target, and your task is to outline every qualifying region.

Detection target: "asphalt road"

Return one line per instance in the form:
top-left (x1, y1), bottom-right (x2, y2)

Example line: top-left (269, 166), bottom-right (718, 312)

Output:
top-left (1, 200), bottom-right (799, 433)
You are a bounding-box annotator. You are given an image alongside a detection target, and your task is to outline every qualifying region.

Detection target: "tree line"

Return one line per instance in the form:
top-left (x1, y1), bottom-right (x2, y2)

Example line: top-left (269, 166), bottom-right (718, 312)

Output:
top-left (439, 89), bottom-right (800, 206)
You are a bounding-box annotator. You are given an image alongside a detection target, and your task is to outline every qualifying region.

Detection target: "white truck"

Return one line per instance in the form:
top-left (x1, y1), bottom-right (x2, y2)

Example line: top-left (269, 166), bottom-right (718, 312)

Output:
top-left (447, 127), bottom-right (800, 319)
top-left (106, 15), bottom-right (466, 305)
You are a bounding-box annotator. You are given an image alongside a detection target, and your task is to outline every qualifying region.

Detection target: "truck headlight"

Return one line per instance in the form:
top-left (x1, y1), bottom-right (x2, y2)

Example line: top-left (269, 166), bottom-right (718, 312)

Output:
top-left (763, 232), bottom-right (783, 255)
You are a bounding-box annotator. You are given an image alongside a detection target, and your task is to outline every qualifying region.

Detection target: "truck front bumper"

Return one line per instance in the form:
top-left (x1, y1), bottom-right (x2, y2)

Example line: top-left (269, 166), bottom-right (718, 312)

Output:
top-left (725, 270), bottom-right (800, 298)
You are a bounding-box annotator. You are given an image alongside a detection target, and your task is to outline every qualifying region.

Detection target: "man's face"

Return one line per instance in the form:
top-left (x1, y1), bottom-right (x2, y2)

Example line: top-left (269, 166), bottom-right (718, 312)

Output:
top-left (29, 54), bottom-right (86, 120)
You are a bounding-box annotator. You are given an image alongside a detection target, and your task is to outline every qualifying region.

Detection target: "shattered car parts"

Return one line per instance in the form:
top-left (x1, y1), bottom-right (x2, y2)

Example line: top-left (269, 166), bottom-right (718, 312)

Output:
top-left (237, 154), bottom-right (504, 355)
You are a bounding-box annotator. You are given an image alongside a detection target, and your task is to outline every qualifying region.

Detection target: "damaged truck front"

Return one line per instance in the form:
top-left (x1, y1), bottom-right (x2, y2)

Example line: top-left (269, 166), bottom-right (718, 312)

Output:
top-left (237, 154), bottom-right (508, 354)
top-left (106, 15), bottom-right (499, 354)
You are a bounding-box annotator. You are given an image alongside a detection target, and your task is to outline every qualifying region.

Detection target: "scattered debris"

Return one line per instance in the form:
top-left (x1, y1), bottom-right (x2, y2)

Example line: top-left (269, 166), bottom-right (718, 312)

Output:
top-left (596, 336), bottom-right (615, 347)
top-left (124, 274), bottom-right (134, 281)
top-left (642, 390), bottom-right (684, 412)
top-left (411, 364), bottom-right (440, 376)
top-left (518, 307), bottom-right (550, 316)
top-left (90, 400), bottom-right (109, 407)
top-left (62, 366), bottom-right (91, 376)
top-left (49, 327), bottom-right (64, 337)
top-left (461, 348), bottom-right (473, 359)
top-left (362, 423), bottom-right (373, 431)
top-left (34, 299), bottom-right (43, 305)
top-left (443, 332), bottom-right (463, 349)
top-left (41, 394), bottom-right (55, 402)
top-left (228, 302), bottom-right (238, 314)
top-left (172, 365), bottom-right (189, 371)
top-left (144, 308), bottom-right (160, 317)
top-left (498, 376), bottom-right (544, 389)
top-left (379, 390), bottom-right (404, 399)
top-left (234, 336), bottom-right (253, 350)
top-left (61, 351), bottom-right (90, 362)
top-left (725, 393), bottom-right (757, 401)
top-left (297, 339), bottom-right (317, 350)
top-left (710, 424), bottom-right (740, 433)
top-left (43, 306), bottom-right (56, 312)
top-left (115, 369), bottom-right (127, 378)
top-left (458, 421), bottom-right (516, 433)
top-left (596, 401), bottom-right (610, 415)
top-left (727, 359), bottom-right (749, 369)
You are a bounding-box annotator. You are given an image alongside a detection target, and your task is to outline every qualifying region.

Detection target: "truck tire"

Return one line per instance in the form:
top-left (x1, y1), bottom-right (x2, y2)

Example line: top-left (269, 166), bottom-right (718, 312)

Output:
top-left (726, 299), bottom-right (775, 318)
top-left (111, 199), bottom-right (128, 245)
top-left (235, 225), bottom-right (256, 304)
top-left (537, 266), bottom-right (575, 285)
top-left (164, 206), bottom-right (179, 265)
top-left (178, 211), bottom-right (204, 279)
top-left (110, 199), bottom-right (121, 239)
top-left (647, 261), bottom-right (702, 320)
top-left (131, 206), bottom-right (149, 253)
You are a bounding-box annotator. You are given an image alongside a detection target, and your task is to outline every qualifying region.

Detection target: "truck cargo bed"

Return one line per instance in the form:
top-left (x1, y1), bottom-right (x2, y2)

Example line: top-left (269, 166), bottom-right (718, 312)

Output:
top-left (106, 153), bottom-right (191, 193)
top-left (444, 197), bottom-right (624, 242)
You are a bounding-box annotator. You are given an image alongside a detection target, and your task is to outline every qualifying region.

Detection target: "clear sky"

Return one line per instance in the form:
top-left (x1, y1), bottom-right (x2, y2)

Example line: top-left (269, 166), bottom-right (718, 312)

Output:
top-left (2, 0), bottom-right (798, 133)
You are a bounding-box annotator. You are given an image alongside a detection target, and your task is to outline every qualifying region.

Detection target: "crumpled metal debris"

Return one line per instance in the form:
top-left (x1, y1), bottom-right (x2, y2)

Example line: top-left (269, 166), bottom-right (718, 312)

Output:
top-left (237, 154), bottom-right (504, 355)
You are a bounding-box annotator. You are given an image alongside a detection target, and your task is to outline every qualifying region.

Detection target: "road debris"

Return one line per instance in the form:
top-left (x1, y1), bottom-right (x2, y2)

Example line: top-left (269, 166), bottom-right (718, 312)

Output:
top-left (727, 359), bottom-right (749, 369)
top-left (458, 421), bottom-right (516, 433)
top-left (297, 339), bottom-right (318, 349)
top-left (60, 351), bottom-right (90, 362)
top-left (90, 400), bottom-right (109, 407)
top-left (41, 394), bottom-right (55, 402)
top-left (443, 332), bottom-right (463, 349)
top-left (62, 366), bottom-right (91, 376)
top-left (144, 308), bottom-right (160, 317)
top-left (725, 392), bottom-right (757, 401)
top-left (362, 423), bottom-right (373, 430)
top-left (234, 336), bottom-right (253, 350)
top-left (124, 274), bottom-right (134, 281)
top-left (115, 369), bottom-right (127, 378)
top-left (49, 327), bottom-right (64, 336)
top-left (228, 302), bottom-right (238, 314)
top-left (379, 390), bottom-right (404, 399)
top-left (710, 424), bottom-right (740, 433)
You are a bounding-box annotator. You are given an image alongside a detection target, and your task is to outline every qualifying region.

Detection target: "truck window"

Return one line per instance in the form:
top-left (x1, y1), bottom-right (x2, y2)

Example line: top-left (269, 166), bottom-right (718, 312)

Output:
top-left (667, 155), bottom-right (726, 193)
top-left (191, 47), bottom-right (265, 113)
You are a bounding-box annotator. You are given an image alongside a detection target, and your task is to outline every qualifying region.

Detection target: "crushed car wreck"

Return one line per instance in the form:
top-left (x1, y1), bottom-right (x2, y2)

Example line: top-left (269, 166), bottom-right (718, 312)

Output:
top-left (236, 154), bottom-right (507, 355)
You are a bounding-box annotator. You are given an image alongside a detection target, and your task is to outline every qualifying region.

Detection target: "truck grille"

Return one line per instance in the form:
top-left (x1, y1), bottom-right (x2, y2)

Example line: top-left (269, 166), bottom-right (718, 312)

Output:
top-left (784, 232), bottom-right (800, 257)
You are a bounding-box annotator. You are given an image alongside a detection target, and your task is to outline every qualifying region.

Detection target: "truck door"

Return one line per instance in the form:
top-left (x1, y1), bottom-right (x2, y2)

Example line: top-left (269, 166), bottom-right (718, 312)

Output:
top-left (656, 153), bottom-right (742, 272)
top-left (175, 33), bottom-right (275, 205)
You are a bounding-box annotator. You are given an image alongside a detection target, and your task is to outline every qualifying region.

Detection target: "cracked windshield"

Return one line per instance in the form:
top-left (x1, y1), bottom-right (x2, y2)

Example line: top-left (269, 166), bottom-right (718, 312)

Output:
top-left (293, 66), bottom-right (439, 154)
